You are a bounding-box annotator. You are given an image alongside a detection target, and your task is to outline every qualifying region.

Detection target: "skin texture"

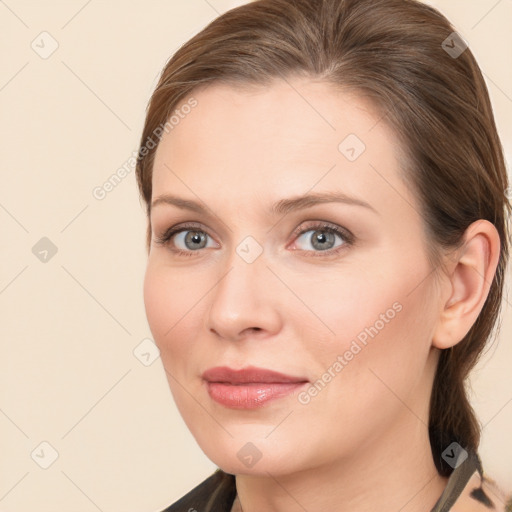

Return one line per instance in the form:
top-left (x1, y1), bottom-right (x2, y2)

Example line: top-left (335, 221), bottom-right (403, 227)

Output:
top-left (143, 77), bottom-right (500, 512)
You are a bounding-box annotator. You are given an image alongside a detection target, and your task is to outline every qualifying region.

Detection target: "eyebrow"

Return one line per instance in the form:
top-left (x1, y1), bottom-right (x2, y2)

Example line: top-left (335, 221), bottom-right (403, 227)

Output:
top-left (151, 191), bottom-right (378, 216)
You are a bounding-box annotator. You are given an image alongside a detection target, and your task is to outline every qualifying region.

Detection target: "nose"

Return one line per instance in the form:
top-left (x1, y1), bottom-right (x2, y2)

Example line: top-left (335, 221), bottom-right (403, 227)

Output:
top-left (206, 247), bottom-right (282, 342)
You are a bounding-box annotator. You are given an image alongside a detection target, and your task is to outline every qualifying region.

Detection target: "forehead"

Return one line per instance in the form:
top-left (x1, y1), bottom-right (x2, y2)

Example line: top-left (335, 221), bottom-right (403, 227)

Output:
top-left (157, 78), bottom-right (383, 160)
top-left (151, 77), bottom-right (415, 217)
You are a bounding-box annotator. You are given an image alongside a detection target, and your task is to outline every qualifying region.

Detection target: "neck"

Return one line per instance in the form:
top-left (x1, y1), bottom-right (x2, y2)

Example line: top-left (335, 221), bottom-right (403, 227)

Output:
top-left (232, 416), bottom-right (448, 512)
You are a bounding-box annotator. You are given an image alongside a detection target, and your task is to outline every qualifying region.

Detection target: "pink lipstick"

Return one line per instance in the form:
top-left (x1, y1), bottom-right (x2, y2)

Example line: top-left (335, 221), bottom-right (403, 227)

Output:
top-left (202, 366), bottom-right (309, 409)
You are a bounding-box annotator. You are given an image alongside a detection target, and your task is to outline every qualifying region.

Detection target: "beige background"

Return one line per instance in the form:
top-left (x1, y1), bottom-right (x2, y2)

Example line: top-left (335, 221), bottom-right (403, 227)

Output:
top-left (0, 1), bottom-right (511, 511)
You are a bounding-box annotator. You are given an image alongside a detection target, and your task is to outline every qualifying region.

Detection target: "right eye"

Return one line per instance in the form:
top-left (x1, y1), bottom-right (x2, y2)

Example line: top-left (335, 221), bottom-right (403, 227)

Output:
top-left (153, 223), bottom-right (218, 256)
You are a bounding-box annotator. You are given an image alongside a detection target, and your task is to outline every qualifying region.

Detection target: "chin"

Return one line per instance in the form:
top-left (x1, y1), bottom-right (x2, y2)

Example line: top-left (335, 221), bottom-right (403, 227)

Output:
top-left (212, 456), bottom-right (290, 477)
top-left (195, 434), bottom-right (306, 477)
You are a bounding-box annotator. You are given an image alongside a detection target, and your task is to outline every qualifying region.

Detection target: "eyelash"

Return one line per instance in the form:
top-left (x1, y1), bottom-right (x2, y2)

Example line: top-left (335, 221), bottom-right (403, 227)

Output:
top-left (153, 221), bottom-right (354, 258)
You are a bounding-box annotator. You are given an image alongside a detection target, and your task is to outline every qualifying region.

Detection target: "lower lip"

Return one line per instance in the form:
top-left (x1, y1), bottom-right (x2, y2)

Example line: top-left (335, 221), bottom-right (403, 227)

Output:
top-left (205, 381), bottom-right (308, 409)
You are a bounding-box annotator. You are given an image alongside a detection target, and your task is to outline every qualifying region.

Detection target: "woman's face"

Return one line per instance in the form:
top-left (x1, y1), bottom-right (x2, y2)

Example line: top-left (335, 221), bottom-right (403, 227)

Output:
top-left (144, 77), bottom-right (442, 475)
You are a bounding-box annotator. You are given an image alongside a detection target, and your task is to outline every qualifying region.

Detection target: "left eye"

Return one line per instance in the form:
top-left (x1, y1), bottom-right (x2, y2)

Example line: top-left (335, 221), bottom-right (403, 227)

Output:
top-left (170, 229), bottom-right (216, 251)
top-left (292, 226), bottom-right (347, 252)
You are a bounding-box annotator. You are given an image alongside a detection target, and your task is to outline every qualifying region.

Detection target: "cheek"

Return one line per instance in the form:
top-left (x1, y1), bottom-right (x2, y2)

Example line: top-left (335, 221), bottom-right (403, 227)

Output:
top-left (143, 262), bottom-right (198, 357)
top-left (289, 268), bottom-right (402, 357)
top-left (299, 264), bottom-right (435, 401)
top-left (143, 264), bottom-right (171, 342)
top-left (312, 252), bottom-right (434, 357)
top-left (143, 263), bottom-right (204, 413)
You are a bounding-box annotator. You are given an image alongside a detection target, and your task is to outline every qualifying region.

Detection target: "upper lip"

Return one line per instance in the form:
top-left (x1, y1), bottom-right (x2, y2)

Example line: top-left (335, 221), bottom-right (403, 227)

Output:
top-left (202, 365), bottom-right (309, 384)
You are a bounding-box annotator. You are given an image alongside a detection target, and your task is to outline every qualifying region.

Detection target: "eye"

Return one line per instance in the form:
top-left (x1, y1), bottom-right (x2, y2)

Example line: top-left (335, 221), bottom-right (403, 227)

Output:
top-left (153, 223), bottom-right (217, 256)
top-left (290, 222), bottom-right (353, 257)
top-left (153, 221), bottom-right (354, 258)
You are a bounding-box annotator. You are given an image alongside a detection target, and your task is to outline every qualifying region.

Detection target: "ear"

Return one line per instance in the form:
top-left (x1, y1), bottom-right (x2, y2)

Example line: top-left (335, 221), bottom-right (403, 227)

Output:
top-left (432, 220), bottom-right (501, 350)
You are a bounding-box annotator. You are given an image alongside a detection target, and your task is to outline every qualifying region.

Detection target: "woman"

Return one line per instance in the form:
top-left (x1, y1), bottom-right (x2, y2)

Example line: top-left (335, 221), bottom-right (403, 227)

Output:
top-left (135, 0), bottom-right (512, 510)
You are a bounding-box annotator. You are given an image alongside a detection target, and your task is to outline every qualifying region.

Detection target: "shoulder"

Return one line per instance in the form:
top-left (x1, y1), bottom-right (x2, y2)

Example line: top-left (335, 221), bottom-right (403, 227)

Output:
top-left (159, 469), bottom-right (236, 512)
top-left (479, 475), bottom-right (512, 512)
top-left (452, 471), bottom-right (512, 512)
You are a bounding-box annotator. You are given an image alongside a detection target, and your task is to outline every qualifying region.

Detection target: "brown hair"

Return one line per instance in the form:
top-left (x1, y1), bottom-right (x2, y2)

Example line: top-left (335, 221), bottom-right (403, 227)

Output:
top-left (135, 0), bottom-right (511, 478)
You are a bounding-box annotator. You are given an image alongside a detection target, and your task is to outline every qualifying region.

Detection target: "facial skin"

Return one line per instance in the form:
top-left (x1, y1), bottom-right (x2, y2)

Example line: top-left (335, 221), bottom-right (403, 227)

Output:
top-left (143, 77), bottom-right (500, 512)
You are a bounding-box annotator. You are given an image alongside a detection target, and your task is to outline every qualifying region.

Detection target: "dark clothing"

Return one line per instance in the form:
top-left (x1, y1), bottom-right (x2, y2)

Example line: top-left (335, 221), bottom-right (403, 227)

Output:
top-left (161, 451), bottom-right (512, 512)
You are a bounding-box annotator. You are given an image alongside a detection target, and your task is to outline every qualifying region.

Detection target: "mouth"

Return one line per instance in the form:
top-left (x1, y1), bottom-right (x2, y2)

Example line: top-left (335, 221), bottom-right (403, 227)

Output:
top-left (202, 365), bottom-right (309, 409)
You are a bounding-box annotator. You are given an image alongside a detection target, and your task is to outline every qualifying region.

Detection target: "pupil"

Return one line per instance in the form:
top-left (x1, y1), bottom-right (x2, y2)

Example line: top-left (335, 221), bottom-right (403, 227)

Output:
top-left (185, 231), bottom-right (204, 249)
top-left (314, 231), bottom-right (332, 251)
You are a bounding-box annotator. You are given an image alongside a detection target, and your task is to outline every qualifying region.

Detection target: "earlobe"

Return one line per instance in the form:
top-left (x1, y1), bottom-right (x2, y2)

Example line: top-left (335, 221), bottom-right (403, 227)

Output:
top-left (432, 220), bottom-right (501, 350)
